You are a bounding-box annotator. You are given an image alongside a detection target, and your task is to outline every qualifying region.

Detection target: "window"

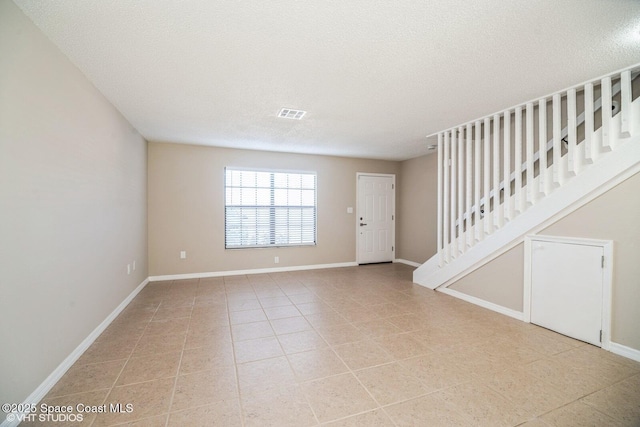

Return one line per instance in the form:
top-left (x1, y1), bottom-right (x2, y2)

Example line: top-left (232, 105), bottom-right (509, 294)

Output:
top-left (225, 168), bottom-right (317, 248)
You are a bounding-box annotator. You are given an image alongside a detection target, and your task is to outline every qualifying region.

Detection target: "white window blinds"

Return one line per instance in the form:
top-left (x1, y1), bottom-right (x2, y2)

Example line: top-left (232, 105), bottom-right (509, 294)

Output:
top-left (225, 168), bottom-right (317, 248)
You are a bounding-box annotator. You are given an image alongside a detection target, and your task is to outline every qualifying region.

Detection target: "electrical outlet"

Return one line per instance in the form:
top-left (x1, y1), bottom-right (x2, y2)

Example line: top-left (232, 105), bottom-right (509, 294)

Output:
top-left (180, 251), bottom-right (186, 259)
top-left (347, 207), bottom-right (353, 214)
top-left (127, 264), bottom-right (131, 275)
top-left (274, 256), bottom-right (279, 264)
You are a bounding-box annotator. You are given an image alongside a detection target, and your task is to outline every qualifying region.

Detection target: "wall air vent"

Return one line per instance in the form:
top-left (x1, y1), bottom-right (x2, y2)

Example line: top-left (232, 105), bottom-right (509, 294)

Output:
top-left (278, 108), bottom-right (306, 120)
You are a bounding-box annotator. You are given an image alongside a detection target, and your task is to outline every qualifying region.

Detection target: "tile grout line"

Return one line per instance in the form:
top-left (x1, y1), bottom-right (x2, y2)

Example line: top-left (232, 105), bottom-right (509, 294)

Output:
top-left (226, 274), bottom-right (250, 427)
top-left (309, 277), bottom-right (416, 423)
top-left (295, 281), bottom-right (392, 425)
top-left (45, 268), bottom-right (640, 426)
top-left (300, 276), bottom-right (488, 426)
top-left (89, 282), bottom-right (165, 427)
top-left (567, 370), bottom-right (640, 424)
top-left (271, 278), bottom-right (322, 426)
top-left (246, 276), bottom-right (321, 424)
top-left (321, 325), bottom-right (405, 426)
top-left (162, 285), bottom-right (194, 427)
top-left (268, 275), bottom-right (336, 423)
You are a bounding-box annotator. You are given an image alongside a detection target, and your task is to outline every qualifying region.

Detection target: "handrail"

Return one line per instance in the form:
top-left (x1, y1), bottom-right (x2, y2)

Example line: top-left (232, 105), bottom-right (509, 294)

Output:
top-left (428, 63), bottom-right (640, 139)
top-left (436, 65), bottom-right (638, 267)
top-left (457, 76), bottom-right (631, 224)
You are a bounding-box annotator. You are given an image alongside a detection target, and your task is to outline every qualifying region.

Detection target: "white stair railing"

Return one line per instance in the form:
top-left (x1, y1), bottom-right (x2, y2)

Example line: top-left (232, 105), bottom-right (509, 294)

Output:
top-left (435, 66), bottom-right (638, 268)
top-left (456, 78), bottom-right (626, 227)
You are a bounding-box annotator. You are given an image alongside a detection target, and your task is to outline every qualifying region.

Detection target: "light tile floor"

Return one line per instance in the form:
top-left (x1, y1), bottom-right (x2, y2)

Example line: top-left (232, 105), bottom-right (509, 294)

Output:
top-left (24, 264), bottom-right (640, 426)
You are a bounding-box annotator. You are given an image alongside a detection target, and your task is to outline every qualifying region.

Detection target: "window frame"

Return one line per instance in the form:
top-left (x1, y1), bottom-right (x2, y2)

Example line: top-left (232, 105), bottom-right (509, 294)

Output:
top-left (224, 167), bottom-right (318, 249)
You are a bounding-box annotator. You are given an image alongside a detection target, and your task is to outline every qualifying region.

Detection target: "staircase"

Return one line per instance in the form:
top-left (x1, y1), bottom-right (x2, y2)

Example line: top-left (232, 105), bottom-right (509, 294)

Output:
top-left (414, 64), bottom-right (640, 290)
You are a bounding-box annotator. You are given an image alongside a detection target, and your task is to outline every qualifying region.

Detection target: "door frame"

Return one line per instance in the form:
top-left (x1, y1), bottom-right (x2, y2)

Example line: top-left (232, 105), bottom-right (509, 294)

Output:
top-left (523, 234), bottom-right (613, 350)
top-left (355, 173), bottom-right (396, 265)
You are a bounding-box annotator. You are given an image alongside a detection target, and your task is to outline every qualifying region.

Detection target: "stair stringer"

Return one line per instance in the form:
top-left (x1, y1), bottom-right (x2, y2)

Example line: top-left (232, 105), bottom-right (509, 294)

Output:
top-left (413, 134), bottom-right (640, 291)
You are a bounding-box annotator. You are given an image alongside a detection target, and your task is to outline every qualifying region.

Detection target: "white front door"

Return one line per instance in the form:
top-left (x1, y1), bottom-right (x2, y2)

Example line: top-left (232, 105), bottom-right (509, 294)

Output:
top-left (530, 239), bottom-right (604, 346)
top-left (357, 174), bottom-right (394, 264)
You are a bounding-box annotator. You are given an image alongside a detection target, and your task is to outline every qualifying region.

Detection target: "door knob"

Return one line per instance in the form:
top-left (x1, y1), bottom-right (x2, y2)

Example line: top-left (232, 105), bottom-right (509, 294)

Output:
top-left (360, 223), bottom-right (367, 226)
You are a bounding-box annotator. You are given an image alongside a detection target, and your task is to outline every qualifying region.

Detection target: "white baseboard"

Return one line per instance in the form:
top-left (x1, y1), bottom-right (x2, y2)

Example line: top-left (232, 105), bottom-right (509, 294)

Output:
top-left (438, 288), bottom-right (640, 363)
top-left (609, 342), bottom-right (640, 363)
top-left (0, 278), bottom-right (149, 427)
top-left (394, 259), bottom-right (422, 268)
top-left (148, 262), bottom-right (359, 282)
top-left (437, 286), bottom-right (524, 321)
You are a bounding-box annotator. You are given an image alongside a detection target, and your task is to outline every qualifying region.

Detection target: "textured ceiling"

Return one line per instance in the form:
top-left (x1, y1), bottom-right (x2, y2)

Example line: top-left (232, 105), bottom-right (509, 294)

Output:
top-left (13, 0), bottom-right (640, 161)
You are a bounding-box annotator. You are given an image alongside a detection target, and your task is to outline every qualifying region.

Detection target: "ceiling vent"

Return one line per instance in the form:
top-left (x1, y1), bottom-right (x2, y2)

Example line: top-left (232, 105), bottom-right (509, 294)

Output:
top-left (278, 108), bottom-right (306, 120)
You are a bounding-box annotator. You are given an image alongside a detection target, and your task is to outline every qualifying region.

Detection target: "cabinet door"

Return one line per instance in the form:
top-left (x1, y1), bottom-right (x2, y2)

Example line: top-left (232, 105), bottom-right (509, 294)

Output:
top-left (531, 240), bottom-right (603, 346)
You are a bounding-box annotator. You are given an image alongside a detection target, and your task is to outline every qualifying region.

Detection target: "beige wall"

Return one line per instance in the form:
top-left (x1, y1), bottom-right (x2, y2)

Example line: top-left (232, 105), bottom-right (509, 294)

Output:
top-left (397, 153), bottom-right (438, 263)
top-left (449, 171), bottom-right (640, 350)
top-left (148, 142), bottom-right (400, 276)
top-left (0, 0), bottom-right (148, 405)
top-left (542, 171), bottom-right (640, 350)
top-left (448, 243), bottom-right (524, 311)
